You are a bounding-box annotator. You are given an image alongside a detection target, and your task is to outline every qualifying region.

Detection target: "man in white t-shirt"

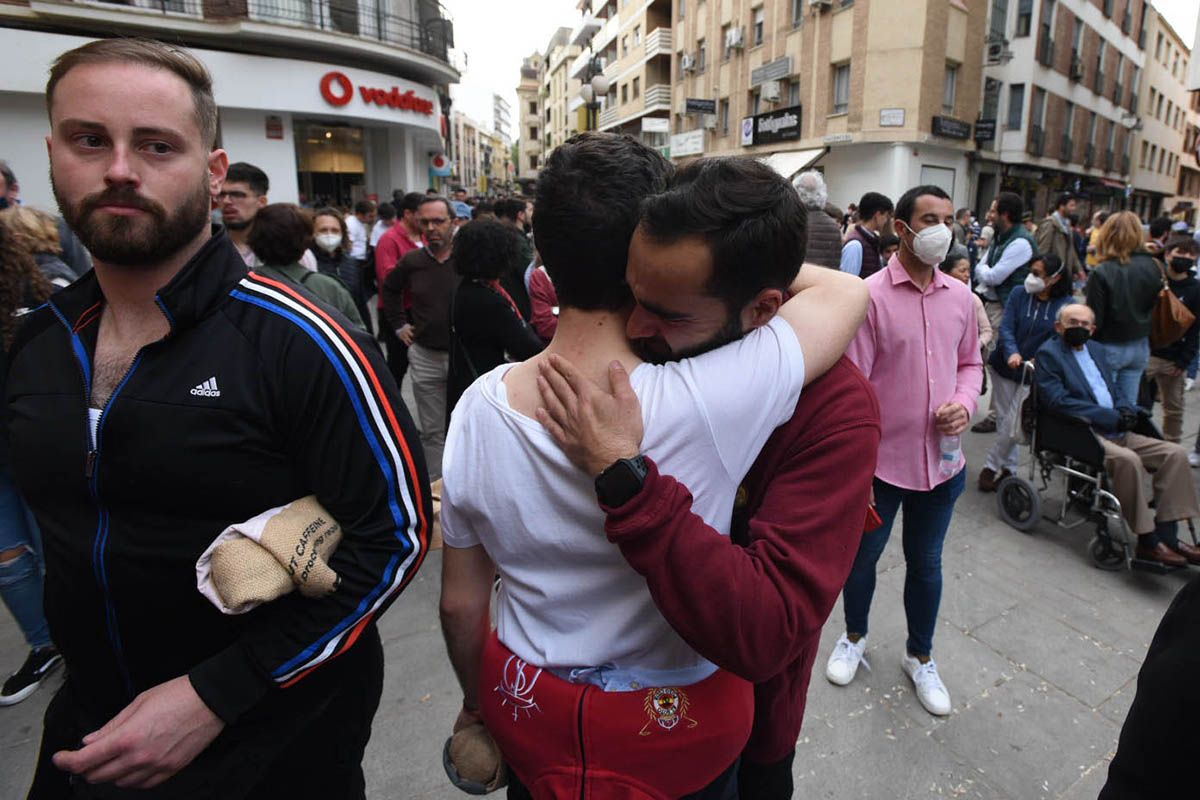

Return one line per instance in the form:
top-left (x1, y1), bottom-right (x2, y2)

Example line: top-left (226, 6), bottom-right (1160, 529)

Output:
top-left (438, 134), bottom-right (868, 798)
top-left (344, 200), bottom-right (375, 261)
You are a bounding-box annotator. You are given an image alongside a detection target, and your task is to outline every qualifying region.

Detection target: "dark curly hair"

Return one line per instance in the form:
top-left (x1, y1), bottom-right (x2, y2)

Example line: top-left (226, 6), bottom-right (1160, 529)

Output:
top-left (454, 219), bottom-right (526, 280)
top-left (0, 215), bottom-right (53, 349)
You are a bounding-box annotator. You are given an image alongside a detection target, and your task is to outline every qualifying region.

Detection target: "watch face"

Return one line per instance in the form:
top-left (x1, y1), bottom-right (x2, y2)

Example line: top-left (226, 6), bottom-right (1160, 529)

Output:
top-left (596, 457), bottom-right (647, 507)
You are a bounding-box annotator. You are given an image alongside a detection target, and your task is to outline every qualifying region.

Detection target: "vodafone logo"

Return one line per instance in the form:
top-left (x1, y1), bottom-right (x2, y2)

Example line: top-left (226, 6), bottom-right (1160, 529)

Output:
top-left (319, 71), bottom-right (435, 116)
top-left (431, 153), bottom-right (449, 170)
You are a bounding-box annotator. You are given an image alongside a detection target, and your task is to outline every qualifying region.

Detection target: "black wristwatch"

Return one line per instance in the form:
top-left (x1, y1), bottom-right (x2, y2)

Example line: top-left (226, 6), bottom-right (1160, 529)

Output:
top-left (594, 455), bottom-right (650, 507)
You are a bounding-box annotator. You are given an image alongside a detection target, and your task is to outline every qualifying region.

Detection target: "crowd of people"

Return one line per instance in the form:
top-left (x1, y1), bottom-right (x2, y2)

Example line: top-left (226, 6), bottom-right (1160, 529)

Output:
top-left (0, 35), bottom-right (1197, 800)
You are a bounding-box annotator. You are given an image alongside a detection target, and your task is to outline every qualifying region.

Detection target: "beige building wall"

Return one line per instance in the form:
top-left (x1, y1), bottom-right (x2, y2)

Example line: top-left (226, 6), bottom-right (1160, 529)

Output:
top-left (1130, 8), bottom-right (1192, 217)
top-left (516, 53), bottom-right (544, 181)
top-left (588, 0), bottom-right (671, 143)
top-left (544, 34), bottom-right (584, 151)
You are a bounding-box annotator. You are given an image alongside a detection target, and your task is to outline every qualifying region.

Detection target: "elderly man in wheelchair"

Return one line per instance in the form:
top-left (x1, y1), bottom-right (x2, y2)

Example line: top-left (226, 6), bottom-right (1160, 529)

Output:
top-left (1023, 303), bottom-right (1200, 569)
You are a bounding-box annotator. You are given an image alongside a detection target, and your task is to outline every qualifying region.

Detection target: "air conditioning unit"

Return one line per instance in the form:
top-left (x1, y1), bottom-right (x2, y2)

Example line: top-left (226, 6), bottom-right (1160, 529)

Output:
top-left (760, 80), bottom-right (781, 103)
top-left (809, 0), bottom-right (832, 8)
top-left (1069, 56), bottom-right (1084, 81)
top-left (703, 113), bottom-right (717, 130)
top-left (681, 52), bottom-right (696, 72)
top-left (726, 26), bottom-right (745, 50)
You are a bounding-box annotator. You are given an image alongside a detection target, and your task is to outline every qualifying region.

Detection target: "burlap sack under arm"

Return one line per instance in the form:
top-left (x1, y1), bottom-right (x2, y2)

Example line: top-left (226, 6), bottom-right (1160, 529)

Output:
top-left (198, 496), bottom-right (343, 615)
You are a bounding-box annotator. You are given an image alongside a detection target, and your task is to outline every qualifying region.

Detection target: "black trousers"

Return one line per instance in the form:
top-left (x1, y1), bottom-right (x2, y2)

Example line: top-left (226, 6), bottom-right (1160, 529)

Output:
top-left (28, 627), bottom-right (384, 800)
top-left (737, 751), bottom-right (795, 800)
top-left (379, 323), bottom-right (409, 388)
top-left (506, 758), bottom-right (739, 800)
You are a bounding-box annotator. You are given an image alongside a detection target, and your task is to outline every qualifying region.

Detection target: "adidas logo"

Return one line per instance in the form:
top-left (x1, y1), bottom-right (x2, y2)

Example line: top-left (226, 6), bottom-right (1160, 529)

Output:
top-left (190, 377), bottom-right (221, 398)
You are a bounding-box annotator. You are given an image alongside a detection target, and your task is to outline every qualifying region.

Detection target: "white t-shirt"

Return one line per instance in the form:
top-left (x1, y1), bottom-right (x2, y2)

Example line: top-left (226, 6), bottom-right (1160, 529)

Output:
top-left (369, 220), bottom-right (391, 248)
top-left (345, 215), bottom-right (368, 259)
top-left (441, 317), bottom-right (805, 682)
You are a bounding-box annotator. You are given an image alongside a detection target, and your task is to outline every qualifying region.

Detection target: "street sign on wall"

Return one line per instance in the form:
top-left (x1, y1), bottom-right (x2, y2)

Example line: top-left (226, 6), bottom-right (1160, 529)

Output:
top-left (974, 119), bottom-right (997, 142)
top-left (670, 129), bottom-right (705, 157)
top-left (750, 57), bottom-right (792, 87)
top-left (749, 105), bottom-right (802, 146)
top-left (685, 98), bottom-right (717, 114)
top-left (931, 116), bottom-right (972, 140)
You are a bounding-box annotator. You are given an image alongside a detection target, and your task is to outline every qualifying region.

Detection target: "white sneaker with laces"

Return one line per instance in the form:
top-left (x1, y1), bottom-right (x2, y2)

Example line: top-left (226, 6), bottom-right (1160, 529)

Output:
top-left (825, 634), bottom-right (869, 686)
top-left (901, 654), bottom-right (952, 716)
top-left (1190, 452), bottom-right (1200, 469)
top-left (1186, 378), bottom-right (1196, 392)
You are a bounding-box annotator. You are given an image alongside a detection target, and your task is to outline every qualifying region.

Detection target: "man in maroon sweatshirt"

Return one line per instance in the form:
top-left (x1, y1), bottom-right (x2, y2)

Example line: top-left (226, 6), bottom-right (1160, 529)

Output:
top-left (538, 309), bottom-right (880, 795)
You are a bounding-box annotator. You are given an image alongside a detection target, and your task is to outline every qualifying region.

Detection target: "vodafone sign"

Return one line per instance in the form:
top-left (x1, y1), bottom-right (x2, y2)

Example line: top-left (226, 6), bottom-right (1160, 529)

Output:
top-left (320, 71), bottom-right (435, 116)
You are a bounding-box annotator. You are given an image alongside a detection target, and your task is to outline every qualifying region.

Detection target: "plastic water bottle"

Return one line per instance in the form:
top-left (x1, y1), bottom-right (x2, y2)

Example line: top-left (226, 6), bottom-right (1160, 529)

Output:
top-left (939, 434), bottom-right (962, 478)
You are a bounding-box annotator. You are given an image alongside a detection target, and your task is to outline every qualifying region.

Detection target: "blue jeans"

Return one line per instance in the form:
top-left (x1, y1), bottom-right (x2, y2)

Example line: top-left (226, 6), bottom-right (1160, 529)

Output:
top-left (0, 469), bottom-right (51, 650)
top-left (1091, 338), bottom-right (1150, 410)
top-left (842, 468), bottom-right (966, 658)
top-left (1188, 350), bottom-right (1199, 381)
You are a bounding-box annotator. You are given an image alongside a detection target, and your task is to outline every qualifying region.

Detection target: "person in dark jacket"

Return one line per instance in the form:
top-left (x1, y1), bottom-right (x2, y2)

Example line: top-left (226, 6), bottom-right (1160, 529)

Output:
top-left (11, 38), bottom-right (430, 796)
top-left (840, 191), bottom-right (893, 278)
top-left (1085, 211), bottom-right (1163, 407)
top-left (446, 219), bottom-right (544, 421)
top-left (249, 203), bottom-right (365, 330)
top-left (1034, 305), bottom-right (1199, 567)
top-left (1145, 237), bottom-right (1200, 444)
top-left (0, 216), bottom-right (61, 707)
top-left (977, 253), bottom-right (1072, 491)
top-left (312, 206), bottom-right (373, 332)
top-left (792, 170), bottom-right (844, 269)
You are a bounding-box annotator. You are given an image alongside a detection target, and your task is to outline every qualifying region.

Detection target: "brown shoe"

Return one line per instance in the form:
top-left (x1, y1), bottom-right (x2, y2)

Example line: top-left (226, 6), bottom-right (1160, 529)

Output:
top-left (1136, 540), bottom-right (1189, 567)
top-left (1171, 540), bottom-right (1200, 565)
top-left (978, 467), bottom-right (998, 492)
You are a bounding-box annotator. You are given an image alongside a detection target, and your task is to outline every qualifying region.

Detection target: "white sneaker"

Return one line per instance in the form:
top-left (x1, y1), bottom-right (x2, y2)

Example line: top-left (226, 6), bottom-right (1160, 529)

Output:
top-left (1189, 452), bottom-right (1200, 469)
top-left (825, 634), bottom-right (869, 686)
top-left (901, 654), bottom-right (952, 716)
top-left (1186, 378), bottom-right (1196, 392)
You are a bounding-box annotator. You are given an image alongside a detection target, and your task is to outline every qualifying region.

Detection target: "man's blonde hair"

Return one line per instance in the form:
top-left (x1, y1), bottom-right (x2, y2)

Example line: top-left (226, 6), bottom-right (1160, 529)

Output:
top-left (46, 37), bottom-right (218, 149)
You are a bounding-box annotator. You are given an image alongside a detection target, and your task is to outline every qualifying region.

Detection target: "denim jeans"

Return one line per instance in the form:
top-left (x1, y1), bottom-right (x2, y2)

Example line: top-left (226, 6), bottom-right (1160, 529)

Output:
top-left (0, 469), bottom-right (51, 649)
top-left (842, 469), bottom-right (966, 658)
top-left (1091, 338), bottom-right (1151, 411)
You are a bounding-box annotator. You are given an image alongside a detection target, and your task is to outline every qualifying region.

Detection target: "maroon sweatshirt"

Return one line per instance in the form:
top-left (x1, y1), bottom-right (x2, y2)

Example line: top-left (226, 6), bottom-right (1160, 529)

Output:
top-left (603, 356), bottom-right (880, 764)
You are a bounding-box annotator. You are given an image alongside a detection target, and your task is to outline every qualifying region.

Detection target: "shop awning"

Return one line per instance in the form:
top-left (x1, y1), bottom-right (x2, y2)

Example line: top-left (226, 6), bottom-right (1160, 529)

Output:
top-left (757, 148), bottom-right (827, 181)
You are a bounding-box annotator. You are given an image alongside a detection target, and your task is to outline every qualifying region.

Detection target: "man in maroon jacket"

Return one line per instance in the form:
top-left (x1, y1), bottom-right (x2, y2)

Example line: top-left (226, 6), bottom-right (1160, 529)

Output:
top-left (538, 296), bottom-right (880, 796)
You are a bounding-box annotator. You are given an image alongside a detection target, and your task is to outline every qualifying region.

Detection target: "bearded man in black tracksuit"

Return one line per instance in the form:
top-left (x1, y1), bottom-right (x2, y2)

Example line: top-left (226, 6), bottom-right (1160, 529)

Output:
top-left (7, 39), bottom-right (431, 798)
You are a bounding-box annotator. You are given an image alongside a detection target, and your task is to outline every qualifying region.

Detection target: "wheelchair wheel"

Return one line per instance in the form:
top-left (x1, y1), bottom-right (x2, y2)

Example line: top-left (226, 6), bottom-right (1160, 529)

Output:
top-left (997, 476), bottom-right (1041, 532)
top-left (1089, 535), bottom-right (1126, 571)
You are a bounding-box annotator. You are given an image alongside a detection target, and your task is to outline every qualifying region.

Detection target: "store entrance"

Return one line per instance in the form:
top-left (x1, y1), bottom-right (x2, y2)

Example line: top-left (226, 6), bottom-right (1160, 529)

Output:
top-left (295, 121), bottom-right (366, 209)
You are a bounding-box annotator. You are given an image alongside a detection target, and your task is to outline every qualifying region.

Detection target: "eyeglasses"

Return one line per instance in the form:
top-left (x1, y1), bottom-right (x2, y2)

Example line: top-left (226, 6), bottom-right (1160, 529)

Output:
top-left (419, 218), bottom-right (450, 227)
top-left (217, 190), bottom-right (253, 201)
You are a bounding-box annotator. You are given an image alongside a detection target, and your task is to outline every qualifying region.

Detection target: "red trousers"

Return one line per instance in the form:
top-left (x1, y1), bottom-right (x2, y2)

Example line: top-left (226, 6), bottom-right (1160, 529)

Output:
top-left (480, 633), bottom-right (753, 799)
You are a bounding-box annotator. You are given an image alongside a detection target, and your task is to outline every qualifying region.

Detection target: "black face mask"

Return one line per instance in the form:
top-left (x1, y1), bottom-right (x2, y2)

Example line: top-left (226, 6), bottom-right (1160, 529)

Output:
top-left (1063, 327), bottom-right (1091, 348)
top-left (1170, 256), bottom-right (1195, 273)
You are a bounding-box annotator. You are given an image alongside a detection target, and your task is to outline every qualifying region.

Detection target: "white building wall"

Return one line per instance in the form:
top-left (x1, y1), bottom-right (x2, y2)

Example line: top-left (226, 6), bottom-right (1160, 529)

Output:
top-left (822, 142), bottom-right (971, 213)
top-left (220, 108), bottom-right (302, 203)
top-left (2, 92), bottom-right (57, 212)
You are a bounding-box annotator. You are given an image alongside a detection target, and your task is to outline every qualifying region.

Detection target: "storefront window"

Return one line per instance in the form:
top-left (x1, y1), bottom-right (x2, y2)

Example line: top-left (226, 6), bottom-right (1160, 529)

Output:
top-left (295, 122), bottom-right (366, 208)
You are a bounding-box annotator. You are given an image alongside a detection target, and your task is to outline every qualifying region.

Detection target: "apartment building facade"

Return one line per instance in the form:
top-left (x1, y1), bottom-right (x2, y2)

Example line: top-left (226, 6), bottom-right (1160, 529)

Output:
top-left (452, 110), bottom-right (486, 192)
top-left (544, 28), bottom-right (586, 152)
top-left (668, 0), bottom-right (986, 211)
top-left (517, 52), bottom-right (545, 182)
top-left (975, 0), bottom-right (1147, 220)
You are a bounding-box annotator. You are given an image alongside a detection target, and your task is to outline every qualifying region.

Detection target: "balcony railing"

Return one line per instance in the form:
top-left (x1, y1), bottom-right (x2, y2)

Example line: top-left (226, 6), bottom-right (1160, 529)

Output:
top-left (1029, 124), bottom-right (1045, 157)
top-left (1070, 55), bottom-right (1084, 81)
top-left (644, 27), bottom-right (672, 59)
top-left (598, 104), bottom-right (620, 128)
top-left (644, 83), bottom-right (671, 108)
top-left (1060, 134), bottom-right (1073, 161)
top-left (96, 0), bottom-right (457, 62)
top-left (1037, 31), bottom-right (1054, 67)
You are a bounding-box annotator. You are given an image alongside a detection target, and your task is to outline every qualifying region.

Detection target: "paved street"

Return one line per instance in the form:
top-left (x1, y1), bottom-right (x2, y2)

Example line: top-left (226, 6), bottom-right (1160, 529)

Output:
top-left (2, 382), bottom-right (1198, 799)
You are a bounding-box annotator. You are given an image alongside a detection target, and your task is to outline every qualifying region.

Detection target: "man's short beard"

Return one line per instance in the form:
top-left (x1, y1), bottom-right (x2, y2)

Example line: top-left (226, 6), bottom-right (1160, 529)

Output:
top-left (631, 312), bottom-right (745, 365)
top-left (222, 217), bottom-right (253, 231)
top-left (54, 175), bottom-right (211, 268)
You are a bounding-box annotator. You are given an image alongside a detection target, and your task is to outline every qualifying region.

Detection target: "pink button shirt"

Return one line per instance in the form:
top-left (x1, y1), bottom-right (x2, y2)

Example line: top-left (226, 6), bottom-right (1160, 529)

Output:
top-left (846, 255), bottom-right (983, 491)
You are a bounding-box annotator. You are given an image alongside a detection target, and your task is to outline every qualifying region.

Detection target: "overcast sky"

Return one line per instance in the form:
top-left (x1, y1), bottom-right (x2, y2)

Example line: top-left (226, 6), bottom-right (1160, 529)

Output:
top-left (444, 0), bottom-right (1200, 133)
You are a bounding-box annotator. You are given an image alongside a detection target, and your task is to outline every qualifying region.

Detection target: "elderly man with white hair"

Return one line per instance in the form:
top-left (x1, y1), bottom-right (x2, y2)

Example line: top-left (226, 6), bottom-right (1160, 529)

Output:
top-left (793, 170), bottom-right (844, 269)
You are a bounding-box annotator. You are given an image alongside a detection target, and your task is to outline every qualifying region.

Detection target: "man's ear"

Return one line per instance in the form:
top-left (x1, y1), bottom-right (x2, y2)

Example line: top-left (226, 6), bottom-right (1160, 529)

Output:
top-left (743, 288), bottom-right (785, 331)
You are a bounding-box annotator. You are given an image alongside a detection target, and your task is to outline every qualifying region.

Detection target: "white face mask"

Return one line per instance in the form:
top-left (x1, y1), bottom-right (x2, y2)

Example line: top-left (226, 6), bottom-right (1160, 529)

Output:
top-left (1024, 274), bottom-right (1046, 295)
top-left (315, 233), bottom-right (341, 253)
top-left (901, 222), bottom-right (953, 267)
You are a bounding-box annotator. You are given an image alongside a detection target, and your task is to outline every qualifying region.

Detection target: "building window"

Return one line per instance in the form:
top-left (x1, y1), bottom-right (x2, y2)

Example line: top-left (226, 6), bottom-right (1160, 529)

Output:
top-left (632, 77), bottom-right (640, 99)
top-left (751, 90), bottom-right (761, 116)
top-left (530, 125), bottom-right (538, 139)
top-left (698, 39), bottom-right (707, 72)
top-left (753, 7), bottom-right (765, 46)
top-left (530, 155), bottom-right (538, 170)
top-left (1140, 139), bottom-right (1148, 168)
top-left (621, 83), bottom-right (628, 104)
top-left (990, 0), bottom-right (1009, 40)
top-left (1016, 0), bottom-right (1033, 36)
top-left (1156, 92), bottom-right (1164, 119)
top-left (943, 64), bottom-right (958, 114)
top-left (1071, 14), bottom-right (1083, 54)
top-left (1031, 86), bottom-right (1046, 128)
top-left (1087, 110), bottom-right (1097, 146)
top-left (1102, 0), bottom-right (1113, 17)
top-left (832, 63), bottom-right (850, 114)
top-left (719, 98), bottom-right (730, 135)
top-left (1155, 32), bottom-right (1163, 60)
top-left (789, 79), bottom-right (801, 106)
top-left (679, 0), bottom-right (685, 19)
top-left (792, 0), bottom-right (804, 28)
top-left (1007, 83), bottom-right (1025, 129)
top-left (622, 35), bottom-right (628, 57)
top-left (634, 26), bottom-right (641, 46)
top-left (721, 23), bottom-right (732, 60)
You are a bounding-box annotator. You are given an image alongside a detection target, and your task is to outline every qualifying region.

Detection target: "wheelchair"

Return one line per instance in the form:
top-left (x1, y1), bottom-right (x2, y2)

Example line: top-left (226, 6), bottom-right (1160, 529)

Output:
top-left (995, 363), bottom-right (1197, 573)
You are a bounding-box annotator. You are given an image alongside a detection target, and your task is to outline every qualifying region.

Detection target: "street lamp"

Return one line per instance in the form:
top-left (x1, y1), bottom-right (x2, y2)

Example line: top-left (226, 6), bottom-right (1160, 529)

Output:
top-left (580, 59), bottom-right (609, 131)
